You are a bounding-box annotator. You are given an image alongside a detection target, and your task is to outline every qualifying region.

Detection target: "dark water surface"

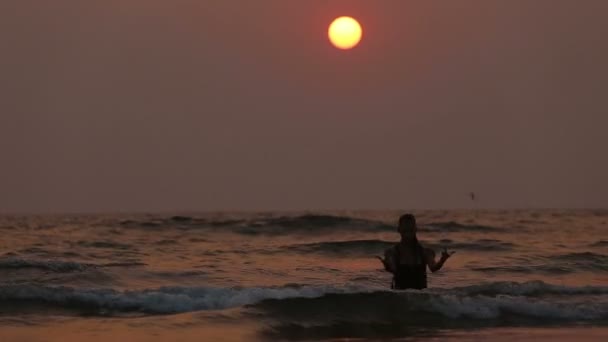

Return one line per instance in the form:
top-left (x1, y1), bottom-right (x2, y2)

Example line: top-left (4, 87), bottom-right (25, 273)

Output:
top-left (1, 210), bottom-right (607, 341)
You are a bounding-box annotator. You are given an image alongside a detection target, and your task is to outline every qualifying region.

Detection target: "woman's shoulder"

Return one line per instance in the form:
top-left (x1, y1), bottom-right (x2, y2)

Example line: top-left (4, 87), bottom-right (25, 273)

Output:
top-left (384, 244), bottom-right (399, 255)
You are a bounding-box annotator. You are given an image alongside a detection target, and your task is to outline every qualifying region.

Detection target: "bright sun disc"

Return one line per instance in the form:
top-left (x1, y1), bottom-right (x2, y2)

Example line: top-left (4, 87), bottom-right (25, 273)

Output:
top-left (328, 16), bottom-right (362, 50)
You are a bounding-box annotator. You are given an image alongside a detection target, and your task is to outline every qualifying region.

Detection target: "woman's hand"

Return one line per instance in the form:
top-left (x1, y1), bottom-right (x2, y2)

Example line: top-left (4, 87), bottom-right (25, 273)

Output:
top-left (440, 247), bottom-right (455, 261)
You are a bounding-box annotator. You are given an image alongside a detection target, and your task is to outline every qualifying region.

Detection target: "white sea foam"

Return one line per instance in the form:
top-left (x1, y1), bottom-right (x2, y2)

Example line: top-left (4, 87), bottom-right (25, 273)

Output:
top-left (0, 282), bottom-right (606, 320)
top-left (0, 284), bottom-right (365, 314)
top-left (427, 293), bottom-right (607, 320)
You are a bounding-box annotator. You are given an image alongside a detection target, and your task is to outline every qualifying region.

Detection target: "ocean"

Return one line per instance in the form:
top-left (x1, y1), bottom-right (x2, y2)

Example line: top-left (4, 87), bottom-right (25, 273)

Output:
top-left (0, 210), bottom-right (607, 341)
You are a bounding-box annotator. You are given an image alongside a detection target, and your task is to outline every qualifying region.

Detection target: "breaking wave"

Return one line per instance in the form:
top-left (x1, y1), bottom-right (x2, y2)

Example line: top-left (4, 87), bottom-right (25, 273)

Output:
top-left (0, 281), bottom-right (606, 322)
top-left (0, 284), bottom-right (359, 315)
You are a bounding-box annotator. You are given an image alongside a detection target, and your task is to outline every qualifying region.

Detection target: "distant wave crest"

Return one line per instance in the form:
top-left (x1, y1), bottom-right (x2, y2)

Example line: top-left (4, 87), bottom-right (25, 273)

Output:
top-left (0, 258), bottom-right (146, 273)
top-left (284, 238), bottom-right (514, 256)
top-left (591, 240), bottom-right (608, 247)
top-left (10, 213), bottom-right (570, 236)
top-left (473, 252), bottom-right (608, 274)
top-left (285, 240), bottom-right (394, 255)
top-left (120, 214), bottom-right (393, 235)
top-left (423, 221), bottom-right (504, 232)
top-left (114, 215), bottom-right (510, 235)
top-left (0, 258), bottom-right (91, 272)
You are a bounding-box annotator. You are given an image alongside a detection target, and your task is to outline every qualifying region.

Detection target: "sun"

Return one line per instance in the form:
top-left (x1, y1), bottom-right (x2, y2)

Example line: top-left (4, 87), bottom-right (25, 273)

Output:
top-left (328, 16), bottom-right (363, 50)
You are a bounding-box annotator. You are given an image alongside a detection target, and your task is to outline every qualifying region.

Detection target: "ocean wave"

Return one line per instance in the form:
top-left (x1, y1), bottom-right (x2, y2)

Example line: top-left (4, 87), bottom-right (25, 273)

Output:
top-left (284, 238), bottom-right (514, 256)
top-left (252, 282), bottom-right (608, 340)
top-left (169, 216), bottom-right (193, 222)
top-left (77, 241), bottom-right (133, 250)
top-left (102, 261), bottom-right (147, 268)
top-left (118, 216), bottom-right (244, 229)
top-left (0, 284), bottom-right (360, 315)
top-left (471, 265), bottom-right (573, 274)
top-left (253, 290), bottom-right (608, 322)
top-left (435, 239), bottom-right (515, 251)
top-left (118, 214), bottom-right (392, 234)
top-left (471, 252), bottom-right (608, 274)
top-left (114, 215), bottom-right (508, 234)
top-left (249, 215), bottom-right (366, 228)
top-left (0, 258), bottom-right (91, 272)
top-left (256, 288), bottom-right (608, 339)
top-left (553, 252), bottom-right (608, 271)
top-left (453, 280), bottom-right (608, 297)
top-left (150, 270), bottom-right (207, 277)
top-left (285, 240), bottom-right (394, 255)
top-left (154, 239), bottom-right (178, 245)
top-left (0, 258), bottom-right (147, 272)
top-left (235, 215), bottom-right (392, 235)
top-left (423, 221), bottom-right (504, 232)
top-left (0, 281), bottom-right (606, 319)
top-left (554, 251), bottom-right (608, 262)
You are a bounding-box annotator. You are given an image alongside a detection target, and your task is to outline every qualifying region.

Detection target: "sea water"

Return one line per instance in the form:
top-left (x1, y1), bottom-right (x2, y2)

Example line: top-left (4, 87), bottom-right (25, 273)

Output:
top-left (0, 210), bottom-right (607, 341)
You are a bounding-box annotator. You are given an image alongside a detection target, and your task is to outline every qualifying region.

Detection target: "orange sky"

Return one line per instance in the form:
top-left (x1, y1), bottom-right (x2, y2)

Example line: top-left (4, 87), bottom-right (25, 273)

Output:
top-left (1, 1), bottom-right (607, 212)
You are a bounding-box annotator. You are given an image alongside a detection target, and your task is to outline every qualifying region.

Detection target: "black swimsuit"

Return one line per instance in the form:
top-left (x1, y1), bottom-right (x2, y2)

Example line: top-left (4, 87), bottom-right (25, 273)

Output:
top-left (392, 243), bottom-right (428, 290)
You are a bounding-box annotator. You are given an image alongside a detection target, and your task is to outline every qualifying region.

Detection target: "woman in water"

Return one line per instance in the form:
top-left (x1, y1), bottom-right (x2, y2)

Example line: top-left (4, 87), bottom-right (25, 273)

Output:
top-left (377, 214), bottom-right (454, 289)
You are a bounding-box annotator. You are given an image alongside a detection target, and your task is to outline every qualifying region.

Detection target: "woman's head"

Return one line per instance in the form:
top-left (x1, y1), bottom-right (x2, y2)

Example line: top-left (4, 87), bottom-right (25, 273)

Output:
top-left (398, 214), bottom-right (417, 239)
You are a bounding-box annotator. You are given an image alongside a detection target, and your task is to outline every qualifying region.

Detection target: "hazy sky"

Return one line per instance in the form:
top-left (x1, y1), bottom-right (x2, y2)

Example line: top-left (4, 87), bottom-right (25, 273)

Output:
top-left (2, 1), bottom-right (607, 213)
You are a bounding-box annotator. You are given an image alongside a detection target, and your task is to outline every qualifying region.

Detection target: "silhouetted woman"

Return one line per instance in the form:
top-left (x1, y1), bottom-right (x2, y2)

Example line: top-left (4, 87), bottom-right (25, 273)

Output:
top-left (377, 214), bottom-right (454, 289)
